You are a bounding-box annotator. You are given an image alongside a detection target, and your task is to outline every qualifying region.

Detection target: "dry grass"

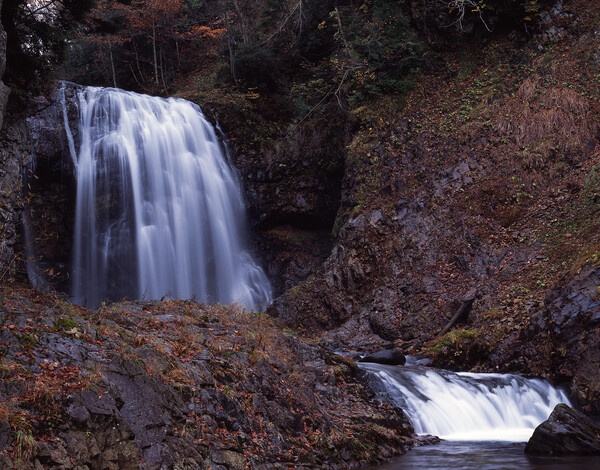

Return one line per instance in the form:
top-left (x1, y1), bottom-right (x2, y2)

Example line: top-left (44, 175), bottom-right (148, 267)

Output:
top-left (497, 78), bottom-right (595, 161)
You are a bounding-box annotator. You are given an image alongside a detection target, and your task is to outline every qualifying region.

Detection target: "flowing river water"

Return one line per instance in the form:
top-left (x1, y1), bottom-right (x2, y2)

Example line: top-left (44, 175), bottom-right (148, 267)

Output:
top-left (360, 358), bottom-right (600, 469)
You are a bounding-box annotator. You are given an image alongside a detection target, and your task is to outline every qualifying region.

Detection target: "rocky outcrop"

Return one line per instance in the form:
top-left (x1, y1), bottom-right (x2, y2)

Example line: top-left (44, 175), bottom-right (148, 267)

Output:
top-left (0, 82), bottom-right (75, 286)
top-left (0, 0), bottom-right (25, 281)
top-left (491, 266), bottom-right (600, 413)
top-left (0, 0), bottom-right (10, 131)
top-left (268, 148), bottom-right (503, 343)
top-left (22, 85), bottom-right (79, 291)
top-left (0, 287), bottom-right (414, 469)
top-left (0, 117), bottom-right (30, 280)
top-left (525, 404), bottom-right (600, 455)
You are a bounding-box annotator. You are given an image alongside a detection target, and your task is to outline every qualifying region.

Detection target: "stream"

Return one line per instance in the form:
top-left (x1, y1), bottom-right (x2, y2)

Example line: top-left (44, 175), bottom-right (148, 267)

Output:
top-left (360, 358), bottom-right (600, 469)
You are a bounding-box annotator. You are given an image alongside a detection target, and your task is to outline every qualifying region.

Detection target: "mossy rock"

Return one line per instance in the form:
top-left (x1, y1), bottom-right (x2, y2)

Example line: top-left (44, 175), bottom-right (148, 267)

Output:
top-left (427, 329), bottom-right (488, 369)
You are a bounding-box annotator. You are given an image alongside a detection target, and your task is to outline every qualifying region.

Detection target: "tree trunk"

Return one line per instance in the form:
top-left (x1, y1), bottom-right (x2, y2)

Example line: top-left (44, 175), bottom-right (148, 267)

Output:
top-left (133, 41), bottom-right (144, 83)
top-left (160, 44), bottom-right (167, 92)
top-left (226, 31), bottom-right (236, 81)
top-left (436, 289), bottom-right (477, 338)
top-left (232, 0), bottom-right (250, 44)
top-left (108, 41), bottom-right (117, 88)
top-left (334, 7), bottom-right (352, 60)
top-left (152, 21), bottom-right (159, 85)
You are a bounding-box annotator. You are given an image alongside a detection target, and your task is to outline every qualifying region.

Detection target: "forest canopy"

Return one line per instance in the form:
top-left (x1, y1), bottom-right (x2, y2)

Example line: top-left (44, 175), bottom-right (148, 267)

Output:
top-left (2, 0), bottom-right (550, 102)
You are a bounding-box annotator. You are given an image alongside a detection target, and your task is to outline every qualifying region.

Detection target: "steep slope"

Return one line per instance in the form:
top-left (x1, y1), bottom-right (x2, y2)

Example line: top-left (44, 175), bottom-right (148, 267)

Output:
top-left (269, 0), bottom-right (600, 410)
top-left (0, 287), bottom-right (412, 468)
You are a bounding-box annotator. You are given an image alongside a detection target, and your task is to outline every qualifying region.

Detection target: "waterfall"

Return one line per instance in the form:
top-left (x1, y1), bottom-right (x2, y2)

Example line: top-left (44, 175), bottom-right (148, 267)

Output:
top-left (360, 359), bottom-right (571, 442)
top-left (64, 85), bottom-right (272, 310)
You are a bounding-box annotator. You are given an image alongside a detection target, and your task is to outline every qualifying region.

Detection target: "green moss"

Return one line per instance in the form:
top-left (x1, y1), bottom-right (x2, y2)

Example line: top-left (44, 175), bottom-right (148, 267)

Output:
top-left (53, 317), bottom-right (78, 331)
top-left (426, 329), bottom-right (488, 369)
top-left (17, 334), bottom-right (38, 351)
top-left (432, 329), bottom-right (478, 353)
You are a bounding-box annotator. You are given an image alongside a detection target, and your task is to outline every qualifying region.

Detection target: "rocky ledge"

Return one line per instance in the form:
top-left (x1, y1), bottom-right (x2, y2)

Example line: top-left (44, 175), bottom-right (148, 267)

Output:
top-left (0, 287), bottom-right (413, 469)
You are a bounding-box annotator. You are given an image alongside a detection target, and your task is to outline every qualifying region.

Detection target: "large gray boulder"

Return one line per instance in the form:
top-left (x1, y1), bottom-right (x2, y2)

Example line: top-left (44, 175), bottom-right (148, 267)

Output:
top-left (525, 403), bottom-right (600, 455)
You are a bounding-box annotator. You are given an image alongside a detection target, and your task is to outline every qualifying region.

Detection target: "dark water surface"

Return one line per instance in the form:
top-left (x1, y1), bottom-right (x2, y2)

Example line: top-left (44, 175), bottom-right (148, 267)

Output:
top-left (365, 441), bottom-right (600, 469)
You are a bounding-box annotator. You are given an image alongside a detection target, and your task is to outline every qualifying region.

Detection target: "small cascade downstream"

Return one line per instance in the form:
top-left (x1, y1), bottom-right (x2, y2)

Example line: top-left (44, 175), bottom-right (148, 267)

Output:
top-left (360, 359), bottom-right (600, 469)
top-left (360, 358), bottom-right (570, 442)
top-left (63, 85), bottom-right (272, 310)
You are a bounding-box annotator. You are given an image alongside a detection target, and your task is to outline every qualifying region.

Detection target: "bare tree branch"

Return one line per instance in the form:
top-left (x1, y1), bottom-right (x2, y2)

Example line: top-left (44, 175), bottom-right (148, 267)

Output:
top-left (443, 0), bottom-right (491, 32)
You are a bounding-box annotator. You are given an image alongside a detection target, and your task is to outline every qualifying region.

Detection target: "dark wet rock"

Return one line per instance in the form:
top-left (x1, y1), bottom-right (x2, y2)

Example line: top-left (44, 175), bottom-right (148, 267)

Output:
top-left (359, 349), bottom-right (406, 366)
top-left (0, 0), bottom-right (5, 79)
top-left (256, 226), bottom-right (333, 297)
top-left (368, 287), bottom-right (405, 341)
top-left (0, 420), bottom-right (13, 451)
top-left (525, 404), bottom-right (600, 455)
top-left (20, 83), bottom-right (81, 290)
top-left (0, 0), bottom-right (7, 131)
top-left (0, 80), bottom-right (9, 131)
top-left (0, 117), bottom-right (30, 278)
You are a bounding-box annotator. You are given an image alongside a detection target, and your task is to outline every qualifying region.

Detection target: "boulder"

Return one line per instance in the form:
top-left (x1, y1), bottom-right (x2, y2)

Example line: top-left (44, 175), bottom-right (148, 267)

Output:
top-left (359, 348), bottom-right (406, 366)
top-left (525, 403), bottom-right (600, 455)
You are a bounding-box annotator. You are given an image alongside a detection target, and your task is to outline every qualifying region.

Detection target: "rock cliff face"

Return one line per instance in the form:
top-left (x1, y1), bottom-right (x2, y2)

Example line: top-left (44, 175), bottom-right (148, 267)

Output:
top-left (0, 0), bottom-right (30, 282)
top-left (0, 0), bottom-right (10, 131)
top-left (0, 1), bottom-right (29, 281)
top-left (210, 104), bottom-right (347, 297)
top-left (0, 116), bottom-right (29, 281)
top-left (492, 266), bottom-right (600, 413)
top-left (22, 86), bottom-right (79, 291)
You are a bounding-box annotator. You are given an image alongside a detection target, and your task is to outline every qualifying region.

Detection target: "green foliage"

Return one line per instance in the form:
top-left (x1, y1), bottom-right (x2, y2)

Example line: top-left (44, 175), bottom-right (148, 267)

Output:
top-left (1, 0), bottom-right (95, 91)
top-left (338, 0), bottom-right (422, 103)
top-left (584, 165), bottom-right (600, 208)
top-left (290, 78), bottom-right (330, 119)
top-left (185, 0), bottom-right (204, 9)
top-left (13, 430), bottom-right (35, 462)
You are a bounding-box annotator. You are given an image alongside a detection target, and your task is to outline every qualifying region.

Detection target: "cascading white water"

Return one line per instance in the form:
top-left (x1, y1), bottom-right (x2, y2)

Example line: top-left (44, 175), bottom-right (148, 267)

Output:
top-left (360, 359), bottom-right (571, 442)
top-left (64, 85), bottom-right (272, 310)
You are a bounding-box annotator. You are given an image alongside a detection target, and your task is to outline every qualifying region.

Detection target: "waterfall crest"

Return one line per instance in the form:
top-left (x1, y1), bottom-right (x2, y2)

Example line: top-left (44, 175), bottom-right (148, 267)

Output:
top-left (360, 360), bottom-right (571, 442)
top-left (65, 85), bottom-right (272, 310)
